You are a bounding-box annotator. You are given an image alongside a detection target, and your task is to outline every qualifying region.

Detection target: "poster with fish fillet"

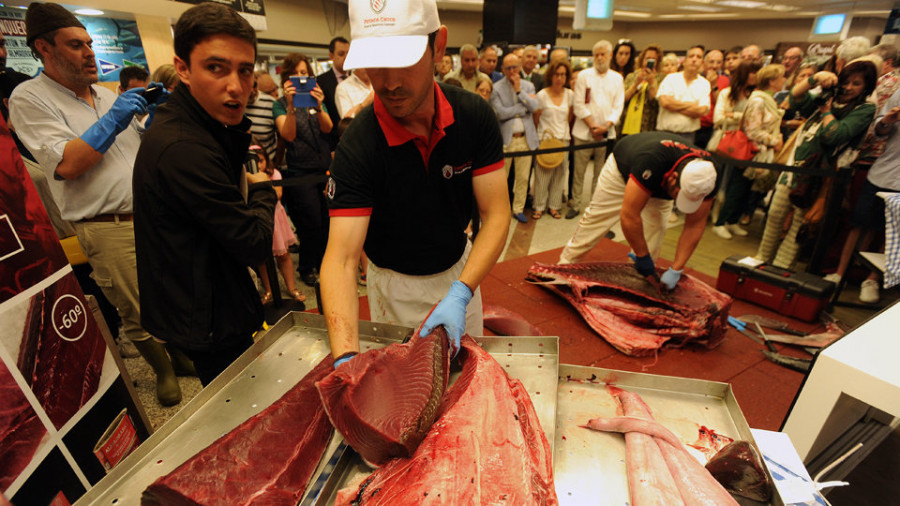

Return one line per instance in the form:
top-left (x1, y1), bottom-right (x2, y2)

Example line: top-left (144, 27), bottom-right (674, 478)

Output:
top-left (0, 115), bottom-right (130, 501)
top-left (0, 115), bottom-right (68, 305)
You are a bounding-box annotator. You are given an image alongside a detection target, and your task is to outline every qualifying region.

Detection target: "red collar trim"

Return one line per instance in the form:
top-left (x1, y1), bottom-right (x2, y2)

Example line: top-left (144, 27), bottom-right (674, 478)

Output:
top-left (374, 81), bottom-right (455, 148)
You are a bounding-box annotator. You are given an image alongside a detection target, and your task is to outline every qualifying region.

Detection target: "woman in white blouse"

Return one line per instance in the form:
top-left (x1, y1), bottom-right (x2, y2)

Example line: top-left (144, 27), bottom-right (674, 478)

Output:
top-left (532, 59), bottom-right (574, 219)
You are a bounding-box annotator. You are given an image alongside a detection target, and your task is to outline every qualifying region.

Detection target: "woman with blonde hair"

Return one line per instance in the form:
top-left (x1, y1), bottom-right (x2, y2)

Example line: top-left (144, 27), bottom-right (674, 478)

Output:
top-left (150, 64), bottom-right (180, 92)
top-left (620, 44), bottom-right (664, 135)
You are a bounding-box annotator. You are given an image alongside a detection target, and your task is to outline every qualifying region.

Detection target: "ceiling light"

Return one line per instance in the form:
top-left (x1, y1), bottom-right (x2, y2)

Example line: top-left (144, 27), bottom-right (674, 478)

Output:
top-left (763, 4), bottom-right (799, 11)
top-left (716, 0), bottom-right (766, 8)
top-left (854, 10), bottom-right (891, 16)
top-left (74, 8), bottom-right (104, 16)
top-left (659, 14), bottom-right (687, 18)
top-left (679, 5), bottom-right (725, 12)
top-left (614, 9), bottom-right (652, 17)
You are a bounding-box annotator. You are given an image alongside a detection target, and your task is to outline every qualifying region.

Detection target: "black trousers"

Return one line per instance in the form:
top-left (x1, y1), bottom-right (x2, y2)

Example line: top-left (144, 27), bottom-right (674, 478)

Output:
top-left (281, 176), bottom-right (329, 273)
top-left (184, 336), bottom-right (254, 386)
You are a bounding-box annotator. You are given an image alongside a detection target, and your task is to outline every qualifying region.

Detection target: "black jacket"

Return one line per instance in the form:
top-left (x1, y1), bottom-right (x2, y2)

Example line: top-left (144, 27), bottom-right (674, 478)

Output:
top-left (133, 84), bottom-right (276, 352)
top-left (317, 68), bottom-right (341, 149)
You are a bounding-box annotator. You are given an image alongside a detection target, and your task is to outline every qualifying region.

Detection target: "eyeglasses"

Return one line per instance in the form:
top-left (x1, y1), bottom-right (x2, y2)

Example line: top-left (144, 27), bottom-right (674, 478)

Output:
top-left (503, 65), bottom-right (521, 71)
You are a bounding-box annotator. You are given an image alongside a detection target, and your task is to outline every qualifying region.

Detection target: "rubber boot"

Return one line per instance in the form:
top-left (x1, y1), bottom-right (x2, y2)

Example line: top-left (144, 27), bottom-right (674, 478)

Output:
top-left (133, 339), bottom-right (181, 406)
top-left (166, 343), bottom-right (198, 377)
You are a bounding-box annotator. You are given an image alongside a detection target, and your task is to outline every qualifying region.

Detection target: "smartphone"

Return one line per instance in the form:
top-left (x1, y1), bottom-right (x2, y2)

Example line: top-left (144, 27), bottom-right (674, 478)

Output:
top-left (141, 86), bottom-right (163, 104)
top-left (646, 59), bottom-right (656, 70)
top-left (290, 76), bottom-right (318, 109)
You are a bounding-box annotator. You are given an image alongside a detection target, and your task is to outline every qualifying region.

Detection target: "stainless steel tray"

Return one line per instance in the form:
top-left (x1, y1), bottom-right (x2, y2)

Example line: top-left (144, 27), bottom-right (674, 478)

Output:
top-left (310, 335), bottom-right (560, 505)
top-left (553, 365), bottom-right (781, 506)
top-left (75, 313), bottom-right (558, 505)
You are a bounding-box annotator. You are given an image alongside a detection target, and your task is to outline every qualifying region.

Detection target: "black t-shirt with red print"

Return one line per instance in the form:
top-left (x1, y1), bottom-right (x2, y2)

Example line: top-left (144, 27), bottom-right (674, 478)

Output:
top-left (613, 132), bottom-right (721, 200)
top-left (327, 82), bottom-right (504, 275)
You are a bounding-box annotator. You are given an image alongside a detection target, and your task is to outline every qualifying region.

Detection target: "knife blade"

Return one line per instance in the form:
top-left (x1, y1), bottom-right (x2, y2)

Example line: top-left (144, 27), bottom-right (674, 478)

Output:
top-left (737, 314), bottom-right (807, 336)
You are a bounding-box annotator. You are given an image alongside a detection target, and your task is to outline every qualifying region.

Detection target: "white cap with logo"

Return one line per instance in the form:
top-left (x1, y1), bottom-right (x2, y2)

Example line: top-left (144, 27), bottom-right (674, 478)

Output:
top-left (675, 159), bottom-right (717, 214)
top-left (343, 0), bottom-right (441, 71)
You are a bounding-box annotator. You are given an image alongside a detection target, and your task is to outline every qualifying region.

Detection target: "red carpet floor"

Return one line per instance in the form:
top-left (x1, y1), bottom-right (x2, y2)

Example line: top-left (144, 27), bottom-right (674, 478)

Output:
top-left (480, 240), bottom-right (822, 432)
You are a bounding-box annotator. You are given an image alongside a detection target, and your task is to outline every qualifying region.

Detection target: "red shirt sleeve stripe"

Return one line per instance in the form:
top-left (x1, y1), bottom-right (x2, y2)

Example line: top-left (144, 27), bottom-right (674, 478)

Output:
top-left (329, 207), bottom-right (373, 217)
top-left (472, 159), bottom-right (505, 177)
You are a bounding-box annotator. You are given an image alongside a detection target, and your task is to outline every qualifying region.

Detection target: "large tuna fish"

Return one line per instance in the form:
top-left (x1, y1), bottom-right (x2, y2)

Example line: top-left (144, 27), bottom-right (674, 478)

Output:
top-left (526, 262), bottom-right (731, 356)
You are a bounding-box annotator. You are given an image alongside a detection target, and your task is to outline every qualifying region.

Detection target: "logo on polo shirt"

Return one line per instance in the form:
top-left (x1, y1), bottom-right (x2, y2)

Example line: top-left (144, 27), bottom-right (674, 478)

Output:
top-left (370, 0), bottom-right (385, 13)
top-left (441, 161), bottom-right (474, 180)
top-left (326, 177), bottom-right (336, 200)
top-left (642, 169), bottom-right (652, 180)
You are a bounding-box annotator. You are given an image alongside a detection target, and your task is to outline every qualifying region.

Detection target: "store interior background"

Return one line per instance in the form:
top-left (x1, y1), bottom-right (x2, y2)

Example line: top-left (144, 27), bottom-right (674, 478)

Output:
top-left (3, 0), bottom-right (898, 502)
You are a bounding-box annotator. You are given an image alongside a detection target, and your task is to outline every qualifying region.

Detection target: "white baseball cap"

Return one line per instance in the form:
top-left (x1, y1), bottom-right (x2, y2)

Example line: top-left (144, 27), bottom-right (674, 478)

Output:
top-left (343, 0), bottom-right (441, 71)
top-left (676, 159), bottom-right (717, 214)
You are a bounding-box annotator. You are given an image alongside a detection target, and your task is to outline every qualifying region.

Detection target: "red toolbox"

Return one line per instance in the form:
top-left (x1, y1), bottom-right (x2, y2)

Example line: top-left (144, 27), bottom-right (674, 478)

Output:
top-left (716, 255), bottom-right (834, 322)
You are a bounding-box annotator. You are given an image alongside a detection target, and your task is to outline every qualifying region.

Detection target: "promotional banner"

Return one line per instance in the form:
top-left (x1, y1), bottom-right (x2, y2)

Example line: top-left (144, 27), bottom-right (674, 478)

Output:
top-left (0, 7), bottom-right (149, 82)
top-left (0, 113), bottom-right (147, 503)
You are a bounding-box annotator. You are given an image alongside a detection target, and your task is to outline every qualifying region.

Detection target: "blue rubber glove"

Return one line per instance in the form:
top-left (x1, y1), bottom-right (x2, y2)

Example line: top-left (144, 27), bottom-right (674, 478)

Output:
top-left (628, 252), bottom-right (657, 278)
top-left (333, 352), bottom-right (357, 370)
top-left (419, 280), bottom-right (473, 357)
top-left (145, 81), bottom-right (170, 128)
top-left (80, 88), bottom-right (147, 153)
top-left (660, 267), bottom-right (683, 290)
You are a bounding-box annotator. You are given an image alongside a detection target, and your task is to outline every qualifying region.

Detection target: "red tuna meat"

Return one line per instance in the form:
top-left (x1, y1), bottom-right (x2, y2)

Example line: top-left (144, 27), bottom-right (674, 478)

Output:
top-left (142, 356), bottom-right (335, 506)
top-left (483, 304), bottom-right (543, 336)
top-left (335, 336), bottom-right (557, 505)
top-left (316, 328), bottom-right (450, 466)
top-left (17, 273), bottom-right (107, 429)
top-left (526, 262), bottom-right (731, 356)
top-left (0, 359), bottom-right (47, 490)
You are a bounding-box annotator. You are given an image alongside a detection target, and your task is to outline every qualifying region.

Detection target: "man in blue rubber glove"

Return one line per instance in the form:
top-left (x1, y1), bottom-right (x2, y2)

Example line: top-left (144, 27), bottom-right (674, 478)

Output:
top-left (321, 0), bottom-right (510, 368)
top-left (9, 3), bottom-right (183, 406)
top-left (559, 132), bottom-right (720, 291)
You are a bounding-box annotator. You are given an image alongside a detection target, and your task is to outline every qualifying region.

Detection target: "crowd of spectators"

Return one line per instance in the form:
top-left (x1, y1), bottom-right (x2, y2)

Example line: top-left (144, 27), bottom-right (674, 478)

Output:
top-left (4, 0), bottom-right (900, 396)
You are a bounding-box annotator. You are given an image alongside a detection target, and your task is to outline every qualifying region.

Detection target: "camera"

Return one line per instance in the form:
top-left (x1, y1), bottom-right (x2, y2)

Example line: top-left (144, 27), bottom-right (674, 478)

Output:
top-left (141, 86), bottom-right (164, 104)
top-left (646, 58), bottom-right (656, 70)
top-left (813, 86), bottom-right (839, 107)
top-left (244, 150), bottom-right (259, 174)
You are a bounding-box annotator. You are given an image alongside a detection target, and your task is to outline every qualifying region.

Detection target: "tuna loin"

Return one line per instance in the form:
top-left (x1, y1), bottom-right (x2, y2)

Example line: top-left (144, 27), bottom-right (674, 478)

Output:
top-left (316, 328), bottom-right (450, 467)
top-left (0, 359), bottom-right (47, 490)
top-left (526, 262), bottom-right (732, 356)
top-left (142, 356), bottom-right (335, 506)
top-left (335, 336), bottom-right (558, 505)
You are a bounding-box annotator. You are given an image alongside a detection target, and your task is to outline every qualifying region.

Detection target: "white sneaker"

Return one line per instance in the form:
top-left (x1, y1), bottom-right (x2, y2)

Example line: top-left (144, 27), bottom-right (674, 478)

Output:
top-left (727, 224), bottom-right (749, 237)
top-left (712, 225), bottom-right (732, 239)
top-left (823, 273), bottom-right (842, 285)
top-left (859, 279), bottom-right (880, 304)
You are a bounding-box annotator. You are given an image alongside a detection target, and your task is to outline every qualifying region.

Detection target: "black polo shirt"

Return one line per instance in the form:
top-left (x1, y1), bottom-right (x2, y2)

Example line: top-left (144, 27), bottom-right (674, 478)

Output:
top-left (327, 82), bottom-right (504, 275)
top-left (613, 131), bottom-right (720, 199)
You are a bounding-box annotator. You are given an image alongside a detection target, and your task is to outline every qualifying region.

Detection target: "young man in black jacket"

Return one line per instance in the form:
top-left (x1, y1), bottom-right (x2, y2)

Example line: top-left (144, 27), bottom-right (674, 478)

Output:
top-left (133, 3), bottom-right (276, 385)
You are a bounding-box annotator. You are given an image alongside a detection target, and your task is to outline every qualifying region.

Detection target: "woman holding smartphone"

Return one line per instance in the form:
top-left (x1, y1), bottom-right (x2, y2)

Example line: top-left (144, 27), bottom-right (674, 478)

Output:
top-left (619, 44), bottom-right (664, 136)
top-left (274, 53), bottom-right (334, 286)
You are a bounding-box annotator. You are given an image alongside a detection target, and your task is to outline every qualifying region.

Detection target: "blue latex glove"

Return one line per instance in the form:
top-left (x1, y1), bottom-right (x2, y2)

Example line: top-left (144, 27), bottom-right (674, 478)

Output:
top-left (145, 81), bottom-right (170, 128)
top-left (80, 88), bottom-right (147, 153)
top-left (420, 280), bottom-right (473, 357)
top-left (660, 267), bottom-right (683, 290)
top-left (333, 352), bottom-right (357, 369)
top-left (628, 252), bottom-right (657, 278)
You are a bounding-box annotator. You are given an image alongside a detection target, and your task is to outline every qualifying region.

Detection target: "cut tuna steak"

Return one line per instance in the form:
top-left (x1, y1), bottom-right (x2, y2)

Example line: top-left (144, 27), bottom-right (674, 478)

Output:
top-left (526, 262), bottom-right (732, 356)
top-left (316, 327), bottom-right (450, 467)
top-left (705, 441), bottom-right (772, 502)
top-left (142, 356), bottom-right (335, 506)
top-left (335, 336), bottom-right (558, 505)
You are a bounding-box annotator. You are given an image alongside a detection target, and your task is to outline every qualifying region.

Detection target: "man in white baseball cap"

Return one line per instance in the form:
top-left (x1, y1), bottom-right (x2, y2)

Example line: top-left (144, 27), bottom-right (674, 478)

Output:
top-left (321, 0), bottom-right (511, 368)
top-left (559, 132), bottom-right (719, 290)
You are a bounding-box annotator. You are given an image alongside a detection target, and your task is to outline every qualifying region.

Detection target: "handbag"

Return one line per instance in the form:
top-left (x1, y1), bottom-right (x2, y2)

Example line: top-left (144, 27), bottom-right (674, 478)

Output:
top-left (715, 129), bottom-right (759, 160)
top-left (788, 174), bottom-right (822, 209)
top-left (536, 131), bottom-right (566, 169)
